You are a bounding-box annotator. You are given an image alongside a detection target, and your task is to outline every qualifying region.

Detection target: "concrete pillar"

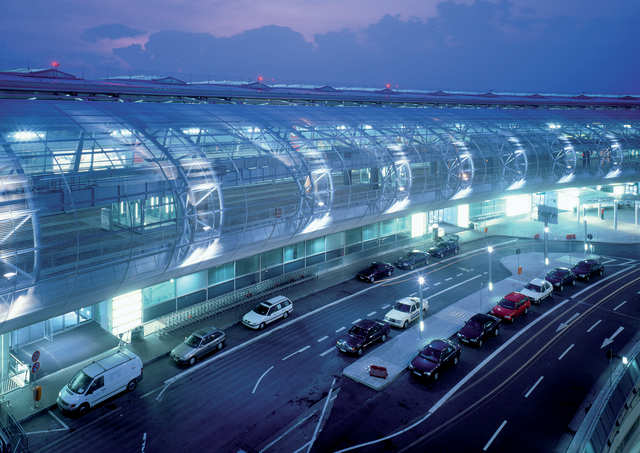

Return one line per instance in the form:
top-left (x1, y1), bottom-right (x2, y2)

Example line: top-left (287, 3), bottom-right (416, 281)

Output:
top-left (0, 333), bottom-right (10, 388)
top-left (614, 201), bottom-right (618, 230)
top-left (577, 201), bottom-right (581, 222)
top-left (598, 201), bottom-right (601, 219)
top-left (635, 200), bottom-right (639, 225)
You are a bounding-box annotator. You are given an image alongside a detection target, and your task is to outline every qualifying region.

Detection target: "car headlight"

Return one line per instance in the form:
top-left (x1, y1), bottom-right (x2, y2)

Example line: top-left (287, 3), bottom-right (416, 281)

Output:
top-left (409, 364), bottom-right (414, 369)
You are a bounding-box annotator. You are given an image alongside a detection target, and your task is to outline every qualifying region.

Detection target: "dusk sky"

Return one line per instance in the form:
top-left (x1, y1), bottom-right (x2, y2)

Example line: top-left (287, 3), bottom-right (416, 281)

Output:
top-left (2, 0), bottom-right (639, 93)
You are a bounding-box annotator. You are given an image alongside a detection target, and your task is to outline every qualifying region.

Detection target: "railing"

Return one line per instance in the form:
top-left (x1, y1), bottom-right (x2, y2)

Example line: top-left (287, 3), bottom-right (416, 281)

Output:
top-left (0, 402), bottom-right (28, 453)
top-left (0, 354), bottom-right (29, 396)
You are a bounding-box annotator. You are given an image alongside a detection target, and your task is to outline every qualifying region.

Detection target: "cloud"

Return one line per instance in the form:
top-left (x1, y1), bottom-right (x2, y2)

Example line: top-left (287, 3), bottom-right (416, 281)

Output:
top-left (82, 24), bottom-right (145, 42)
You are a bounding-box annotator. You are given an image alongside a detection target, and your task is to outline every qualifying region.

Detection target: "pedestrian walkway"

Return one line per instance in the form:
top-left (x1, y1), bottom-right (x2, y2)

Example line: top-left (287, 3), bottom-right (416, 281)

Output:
top-left (342, 251), bottom-right (586, 390)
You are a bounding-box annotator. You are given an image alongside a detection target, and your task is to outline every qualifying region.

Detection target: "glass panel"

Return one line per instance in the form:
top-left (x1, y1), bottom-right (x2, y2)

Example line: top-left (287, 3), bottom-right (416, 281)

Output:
top-left (236, 255), bottom-right (259, 276)
top-left (176, 271), bottom-right (207, 297)
top-left (284, 242), bottom-right (305, 262)
top-left (208, 262), bottom-right (235, 286)
top-left (143, 280), bottom-right (176, 308)
top-left (63, 311), bottom-right (78, 328)
top-left (362, 223), bottom-right (379, 241)
top-left (346, 227), bottom-right (362, 245)
top-left (112, 289), bottom-right (142, 336)
top-left (261, 248), bottom-right (283, 268)
top-left (326, 232), bottom-right (345, 251)
top-left (380, 219), bottom-right (395, 236)
top-left (306, 237), bottom-right (326, 256)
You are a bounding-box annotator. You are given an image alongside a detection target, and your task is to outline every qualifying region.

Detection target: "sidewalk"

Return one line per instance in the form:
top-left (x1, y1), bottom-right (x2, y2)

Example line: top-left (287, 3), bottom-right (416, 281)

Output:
top-left (342, 250), bottom-right (584, 390)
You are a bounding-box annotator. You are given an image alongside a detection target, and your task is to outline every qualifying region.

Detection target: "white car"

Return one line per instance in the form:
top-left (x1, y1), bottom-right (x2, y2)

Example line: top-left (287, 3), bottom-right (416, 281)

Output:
top-left (242, 295), bottom-right (293, 330)
top-left (384, 296), bottom-right (429, 329)
top-left (517, 278), bottom-right (553, 305)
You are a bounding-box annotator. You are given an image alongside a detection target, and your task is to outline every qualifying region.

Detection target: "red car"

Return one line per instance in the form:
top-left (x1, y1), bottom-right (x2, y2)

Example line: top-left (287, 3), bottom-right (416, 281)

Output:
top-left (491, 292), bottom-right (531, 323)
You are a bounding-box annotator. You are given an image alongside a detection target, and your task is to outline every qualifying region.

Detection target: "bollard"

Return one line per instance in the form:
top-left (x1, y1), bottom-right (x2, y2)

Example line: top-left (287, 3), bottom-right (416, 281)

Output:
top-left (518, 266), bottom-right (523, 275)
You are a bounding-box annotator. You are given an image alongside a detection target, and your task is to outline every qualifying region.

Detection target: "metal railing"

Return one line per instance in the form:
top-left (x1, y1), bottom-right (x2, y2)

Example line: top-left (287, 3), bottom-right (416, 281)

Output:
top-left (0, 403), bottom-right (28, 453)
top-left (0, 354), bottom-right (29, 397)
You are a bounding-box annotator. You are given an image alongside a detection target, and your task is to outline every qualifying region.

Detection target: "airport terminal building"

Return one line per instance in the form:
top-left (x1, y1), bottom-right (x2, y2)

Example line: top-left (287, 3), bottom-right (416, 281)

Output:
top-left (0, 68), bottom-right (639, 391)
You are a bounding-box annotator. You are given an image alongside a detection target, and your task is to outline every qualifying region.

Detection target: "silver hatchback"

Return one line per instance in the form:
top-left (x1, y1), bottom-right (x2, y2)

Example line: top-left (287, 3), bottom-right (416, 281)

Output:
top-left (170, 327), bottom-right (226, 366)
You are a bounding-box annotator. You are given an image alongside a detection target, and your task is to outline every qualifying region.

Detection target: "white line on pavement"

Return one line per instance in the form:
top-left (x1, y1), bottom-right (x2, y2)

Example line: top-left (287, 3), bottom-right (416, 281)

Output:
top-left (48, 409), bottom-right (69, 430)
top-left (307, 377), bottom-right (337, 453)
top-left (259, 412), bottom-right (316, 453)
top-left (320, 347), bottom-right (335, 357)
top-left (483, 271), bottom-right (488, 275)
top-left (587, 320), bottom-right (602, 333)
top-left (155, 383), bottom-right (170, 402)
top-left (163, 239), bottom-right (520, 388)
top-left (524, 376), bottom-right (544, 398)
top-left (602, 258), bottom-right (616, 264)
top-left (335, 297), bottom-right (570, 453)
top-left (25, 428), bottom-right (69, 435)
top-left (456, 273), bottom-right (463, 277)
top-left (42, 408), bottom-right (122, 452)
top-left (381, 304), bottom-right (390, 309)
top-left (483, 420), bottom-right (508, 451)
top-left (336, 326), bottom-right (346, 333)
top-left (367, 311), bottom-right (377, 317)
top-left (282, 345), bottom-right (311, 361)
top-left (445, 277), bottom-right (453, 281)
top-left (429, 275), bottom-right (483, 299)
top-left (556, 312), bottom-right (580, 332)
top-left (571, 266), bottom-right (633, 299)
top-left (558, 344), bottom-right (575, 360)
top-left (141, 432), bottom-right (147, 453)
top-left (252, 365), bottom-right (275, 394)
top-left (317, 336), bottom-right (328, 342)
top-left (433, 282), bottom-right (441, 286)
top-left (613, 300), bottom-right (627, 311)
top-left (352, 318), bottom-right (362, 324)
top-left (140, 385), bottom-right (164, 399)
top-left (601, 326), bottom-right (625, 349)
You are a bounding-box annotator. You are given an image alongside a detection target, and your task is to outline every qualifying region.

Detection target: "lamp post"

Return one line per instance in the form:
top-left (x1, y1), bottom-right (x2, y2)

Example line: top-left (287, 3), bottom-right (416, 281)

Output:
top-left (418, 276), bottom-right (425, 339)
top-left (544, 224), bottom-right (549, 272)
top-left (487, 246), bottom-right (494, 292)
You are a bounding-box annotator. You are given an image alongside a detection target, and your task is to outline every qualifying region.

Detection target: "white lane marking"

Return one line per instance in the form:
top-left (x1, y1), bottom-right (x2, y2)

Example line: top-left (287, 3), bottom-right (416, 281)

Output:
top-left (558, 344), bottom-right (575, 360)
top-left (282, 345), bottom-right (311, 361)
top-left (252, 365), bottom-right (275, 394)
top-left (429, 275), bottom-right (483, 299)
top-left (320, 347), bottom-right (335, 357)
top-left (259, 412), bottom-right (316, 453)
top-left (556, 312), bottom-right (580, 332)
top-left (25, 428), bottom-right (69, 435)
top-left (141, 432), bottom-right (147, 453)
top-left (307, 378), bottom-right (337, 453)
top-left (293, 440), bottom-right (312, 453)
top-left (613, 300), bottom-right (627, 311)
top-left (48, 409), bottom-right (69, 430)
top-left (155, 383), bottom-right (171, 402)
top-left (524, 376), bottom-right (544, 398)
top-left (445, 277), bottom-right (453, 281)
top-left (483, 271), bottom-right (488, 275)
top-left (163, 239), bottom-right (520, 388)
top-left (601, 326), bottom-right (625, 349)
top-left (140, 385), bottom-right (164, 399)
top-left (367, 311), bottom-right (377, 317)
top-left (587, 319), bottom-right (602, 333)
top-left (602, 258), bottom-right (616, 264)
top-left (483, 420), bottom-right (508, 451)
top-left (433, 282), bottom-right (441, 286)
top-left (352, 318), bottom-right (362, 324)
top-left (335, 297), bottom-right (571, 453)
top-left (336, 326), bottom-right (346, 333)
top-left (571, 266), bottom-right (633, 299)
top-left (42, 408), bottom-right (122, 451)
top-left (317, 336), bottom-right (329, 342)
top-left (381, 304), bottom-right (390, 309)
top-left (456, 273), bottom-right (463, 277)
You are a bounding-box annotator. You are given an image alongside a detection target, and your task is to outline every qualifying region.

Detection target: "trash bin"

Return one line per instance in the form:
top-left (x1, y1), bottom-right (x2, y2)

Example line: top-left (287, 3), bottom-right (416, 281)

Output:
top-left (130, 325), bottom-right (144, 342)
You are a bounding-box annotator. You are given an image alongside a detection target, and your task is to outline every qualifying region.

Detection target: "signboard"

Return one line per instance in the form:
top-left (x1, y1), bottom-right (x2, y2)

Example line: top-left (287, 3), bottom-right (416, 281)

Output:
top-left (536, 205), bottom-right (558, 224)
top-left (31, 350), bottom-right (40, 363)
top-left (31, 362), bottom-right (40, 374)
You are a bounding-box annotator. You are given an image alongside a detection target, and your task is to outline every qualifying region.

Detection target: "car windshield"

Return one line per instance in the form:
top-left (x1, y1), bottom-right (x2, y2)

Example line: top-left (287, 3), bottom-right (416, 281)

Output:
top-left (499, 299), bottom-right (516, 309)
top-left (465, 319), bottom-right (481, 329)
top-left (407, 253), bottom-right (419, 258)
top-left (185, 334), bottom-right (202, 348)
top-left (420, 347), bottom-right (441, 362)
top-left (349, 326), bottom-right (367, 336)
top-left (547, 271), bottom-right (560, 278)
top-left (393, 303), bottom-right (411, 313)
top-left (525, 283), bottom-right (542, 292)
top-left (253, 304), bottom-right (269, 315)
top-left (68, 371), bottom-right (92, 394)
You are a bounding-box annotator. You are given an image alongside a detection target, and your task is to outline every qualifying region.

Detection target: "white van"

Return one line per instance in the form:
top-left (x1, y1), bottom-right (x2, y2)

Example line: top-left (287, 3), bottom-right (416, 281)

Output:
top-left (57, 349), bottom-right (143, 416)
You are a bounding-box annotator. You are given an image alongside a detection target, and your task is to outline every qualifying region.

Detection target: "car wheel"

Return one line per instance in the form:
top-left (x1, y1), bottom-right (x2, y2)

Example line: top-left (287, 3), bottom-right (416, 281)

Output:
top-left (453, 355), bottom-right (459, 364)
top-left (189, 356), bottom-right (197, 366)
top-left (217, 342), bottom-right (223, 350)
top-left (381, 334), bottom-right (387, 342)
top-left (369, 276), bottom-right (375, 283)
top-left (586, 274), bottom-right (590, 281)
top-left (127, 379), bottom-right (137, 392)
top-left (494, 328), bottom-right (500, 337)
top-left (477, 339), bottom-right (483, 348)
top-left (433, 372), bottom-right (439, 381)
top-left (283, 311), bottom-right (289, 319)
top-left (259, 323), bottom-right (266, 330)
top-left (77, 403), bottom-right (90, 417)
top-left (387, 270), bottom-right (392, 277)
top-left (403, 321), bottom-right (408, 329)
top-left (357, 348), bottom-right (363, 356)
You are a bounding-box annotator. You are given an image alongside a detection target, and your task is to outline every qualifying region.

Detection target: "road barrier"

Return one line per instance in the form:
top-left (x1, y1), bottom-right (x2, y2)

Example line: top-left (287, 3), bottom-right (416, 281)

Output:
top-left (566, 234), bottom-right (577, 240)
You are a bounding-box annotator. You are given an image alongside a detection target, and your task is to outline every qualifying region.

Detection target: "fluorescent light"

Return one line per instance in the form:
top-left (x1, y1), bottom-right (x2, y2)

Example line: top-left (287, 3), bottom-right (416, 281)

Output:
top-left (418, 276), bottom-right (425, 285)
top-left (3, 272), bottom-right (16, 278)
top-left (488, 246), bottom-right (494, 254)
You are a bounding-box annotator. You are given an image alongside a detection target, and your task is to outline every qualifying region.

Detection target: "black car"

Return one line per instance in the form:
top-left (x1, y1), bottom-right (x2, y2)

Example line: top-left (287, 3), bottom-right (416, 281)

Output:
top-left (357, 262), bottom-right (394, 283)
top-left (545, 267), bottom-right (577, 291)
top-left (572, 258), bottom-right (604, 281)
top-left (336, 319), bottom-right (390, 355)
top-left (395, 250), bottom-right (430, 270)
top-left (427, 240), bottom-right (459, 258)
top-left (456, 313), bottom-right (501, 347)
top-left (409, 338), bottom-right (461, 381)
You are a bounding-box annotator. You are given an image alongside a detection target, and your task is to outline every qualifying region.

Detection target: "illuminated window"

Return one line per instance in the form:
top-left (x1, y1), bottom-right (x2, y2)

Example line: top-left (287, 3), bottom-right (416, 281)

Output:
top-left (111, 289), bottom-right (142, 337)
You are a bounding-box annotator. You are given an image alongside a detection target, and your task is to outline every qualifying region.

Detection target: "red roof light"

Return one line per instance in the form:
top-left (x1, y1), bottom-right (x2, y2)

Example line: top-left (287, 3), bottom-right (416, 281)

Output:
top-left (51, 61), bottom-right (60, 68)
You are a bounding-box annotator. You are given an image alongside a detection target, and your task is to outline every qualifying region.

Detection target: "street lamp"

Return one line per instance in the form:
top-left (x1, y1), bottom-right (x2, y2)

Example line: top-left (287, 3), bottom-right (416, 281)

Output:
top-left (417, 275), bottom-right (426, 338)
top-left (543, 224), bottom-right (549, 272)
top-left (487, 246), bottom-right (494, 292)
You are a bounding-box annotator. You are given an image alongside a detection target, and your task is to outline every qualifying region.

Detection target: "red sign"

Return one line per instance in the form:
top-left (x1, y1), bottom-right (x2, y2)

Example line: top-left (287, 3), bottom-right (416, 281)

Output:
top-left (31, 362), bottom-right (40, 374)
top-left (32, 350), bottom-right (40, 363)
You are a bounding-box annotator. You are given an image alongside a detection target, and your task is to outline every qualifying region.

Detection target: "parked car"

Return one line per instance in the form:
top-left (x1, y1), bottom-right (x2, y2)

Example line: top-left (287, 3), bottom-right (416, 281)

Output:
top-left (409, 338), bottom-right (461, 381)
top-left (518, 278), bottom-right (553, 305)
top-left (545, 267), bottom-right (577, 291)
top-left (357, 262), bottom-right (394, 283)
top-left (242, 295), bottom-right (293, 330)
top-left (336, 319), bottom-right (390, 356)
top-left (395, 250), bottom-right (429, 270)
top-left (427, 239), bottom-right (459, 258)
top-left (457, 313), bottom-right (501, 347)
top-left (384, 296), bottom-right (429, 329)
top-left (57, 349), bottom-right (143, 416)
top-left (572, 258), bottom-right (604, 281)
top-left (491, 292), bottom-right (531, 322)
top-left (170, 327), bottom-right (226, 366)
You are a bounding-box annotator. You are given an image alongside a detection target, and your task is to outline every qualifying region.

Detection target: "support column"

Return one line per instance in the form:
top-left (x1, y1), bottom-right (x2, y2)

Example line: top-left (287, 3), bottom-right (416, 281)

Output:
top-left (614, 201), bottom-right (618, 231)
top-left (0, 333), bottom-right (10, 391)
top-left (635, 200), bottom-right (639, 225)
top-left (577, 201), bottom-right (581, 222)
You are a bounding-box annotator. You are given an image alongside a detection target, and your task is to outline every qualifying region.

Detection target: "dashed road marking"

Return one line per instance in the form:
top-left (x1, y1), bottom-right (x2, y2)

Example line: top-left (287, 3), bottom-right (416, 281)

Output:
top-left (317, 336), bottom-right (328, 342)
top-left (282, 345), bottom-right (311, 361)
top-left (352, 318), bottom-right (362, 324)
top-left (558, 344), bottom-right (575, 360)
top-left (524, 376), bottom-right (544, 398)
top-left (434, 282), bottom-right (441, 286)
top-left (445, 277), bottom-right (453, 281)
top-left (456, 273), bottom-right (463, 277)
top-left (613, 300), bottom-right (627, 311)
top-left (367, 311), bottom-right (377, 317)
top-left (587, 320), bottom-right (602, 333)
top-left (336, 326), bottom-right (346, 333)
top-left (320, 347), bottom-right (335, 357)
top-left (483, 420), bottom-right (507, 451)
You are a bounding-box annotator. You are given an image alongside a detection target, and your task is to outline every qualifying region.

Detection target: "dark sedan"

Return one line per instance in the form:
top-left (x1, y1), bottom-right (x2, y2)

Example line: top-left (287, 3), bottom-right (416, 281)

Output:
top-left (357, 262), bottom-right (394, 283)
top-left (395, 250), bottom-right (429, 270)
top-left (572, 258), bottom-right (604, 281)
top-left (409, 338), bottom-right (461, 381)
top-left (427, 240), bottom-right (459, 258)
top-left (336, 319), bottom-right (390, 355)
top-left (545, 267), bottom-right (577, 291)
top-left (456, 313), bottom-right (501, 347)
